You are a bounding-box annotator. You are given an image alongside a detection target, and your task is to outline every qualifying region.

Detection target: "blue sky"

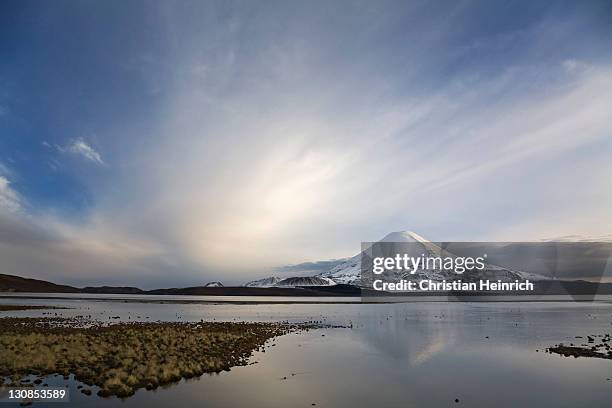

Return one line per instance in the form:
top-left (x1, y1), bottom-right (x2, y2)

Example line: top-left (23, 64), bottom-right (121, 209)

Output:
top-left (1, 1), bottom-right (611, 287)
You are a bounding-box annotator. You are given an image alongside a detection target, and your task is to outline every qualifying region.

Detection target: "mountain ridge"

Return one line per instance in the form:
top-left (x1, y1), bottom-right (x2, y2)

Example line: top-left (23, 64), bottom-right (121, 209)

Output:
top-left (0, 273), bottom-right (358, 297)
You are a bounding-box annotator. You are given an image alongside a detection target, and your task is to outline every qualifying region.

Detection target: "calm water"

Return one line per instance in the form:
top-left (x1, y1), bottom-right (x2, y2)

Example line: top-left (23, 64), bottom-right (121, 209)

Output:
top-left (2, 295), bottom-right (612, 407)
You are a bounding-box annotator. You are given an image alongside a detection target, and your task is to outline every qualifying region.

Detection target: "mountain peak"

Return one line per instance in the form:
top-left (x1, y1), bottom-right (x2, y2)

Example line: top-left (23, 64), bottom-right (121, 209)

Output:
top-left (380, 231), bottom-right (429, 243)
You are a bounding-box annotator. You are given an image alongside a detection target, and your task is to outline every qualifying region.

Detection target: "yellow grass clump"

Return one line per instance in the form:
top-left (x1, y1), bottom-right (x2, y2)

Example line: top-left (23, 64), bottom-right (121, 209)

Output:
top-left (0, 318), bottom-right (311, 398)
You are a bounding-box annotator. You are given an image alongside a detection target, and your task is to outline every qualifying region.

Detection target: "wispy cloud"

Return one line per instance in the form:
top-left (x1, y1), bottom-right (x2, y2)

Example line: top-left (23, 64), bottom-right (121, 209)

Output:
top-left (0, 176), bottom-right (21, 213)
top-left (60, 138), bottom-right (105, 165)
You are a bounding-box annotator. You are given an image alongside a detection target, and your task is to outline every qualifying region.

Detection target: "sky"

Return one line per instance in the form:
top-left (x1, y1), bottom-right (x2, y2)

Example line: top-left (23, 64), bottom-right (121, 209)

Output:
top-left (1, 0), bottom-right (611, 287)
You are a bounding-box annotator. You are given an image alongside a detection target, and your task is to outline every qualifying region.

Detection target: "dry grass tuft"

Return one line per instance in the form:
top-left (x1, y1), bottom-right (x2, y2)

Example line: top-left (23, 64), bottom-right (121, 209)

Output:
top-left (0, 318), bottom-right (314, 398)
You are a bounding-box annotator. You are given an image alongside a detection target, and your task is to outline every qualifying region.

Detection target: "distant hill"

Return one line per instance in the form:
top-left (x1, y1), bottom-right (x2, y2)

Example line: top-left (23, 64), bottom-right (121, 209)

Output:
top-left (0, 274), bottom-right (148, 295)
top-left (0, 273), bottom-right (78, 293)
top-left (81, 286), bottom-right (144, 294)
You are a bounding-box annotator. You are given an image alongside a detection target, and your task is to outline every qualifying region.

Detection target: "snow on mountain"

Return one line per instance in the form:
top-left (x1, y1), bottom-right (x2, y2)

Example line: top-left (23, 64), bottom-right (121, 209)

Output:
top-left (317, 231), bottom-right (426, 286)
top-left (204, 281), bottom-right (224, 287)
top-left (244, 275), bottom-right (335, 287)
top-left (244, 276), bottom-right (282, 287)
top-left (317, 231), bottom-right (548, 286)
top-left (275, 276), bottom-right (335, 287)
top-left (317, 254), bottom-right (361, 285)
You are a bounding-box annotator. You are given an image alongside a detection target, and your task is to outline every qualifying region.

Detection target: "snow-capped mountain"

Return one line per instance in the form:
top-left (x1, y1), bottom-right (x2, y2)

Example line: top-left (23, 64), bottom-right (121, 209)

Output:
top-left (275, 276), bottom-right (335, 287)
top-left (204, 281), bottom-right (224, 287)
top-left (316, 231), bottom-right (430, 285)
top-left (244, 276), bottom-right (335, 287)
top-left (317, 254), bottom-right (361, 285)
top-left (244, 277), bottom-right (282, 287)
top-left (245, 231), bottom-right (549, 288)
top-left (317, 231), bottom-right (548, 286)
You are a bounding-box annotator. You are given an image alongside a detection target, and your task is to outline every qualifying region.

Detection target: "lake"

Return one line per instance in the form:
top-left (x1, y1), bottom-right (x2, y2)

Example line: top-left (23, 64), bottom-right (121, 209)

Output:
top-left (1, 295), bottom-right (612, 407)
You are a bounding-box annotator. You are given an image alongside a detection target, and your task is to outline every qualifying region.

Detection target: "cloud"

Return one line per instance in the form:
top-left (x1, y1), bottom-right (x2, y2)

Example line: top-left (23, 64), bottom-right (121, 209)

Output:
top-left (562, 59), bottom-right (587, 73)
top-left (135, 60), bottom-right (612, 272)
top-left (63, 138), bottom-right (105, 165)
top-left (0, 210), bottom-right (183, 288)
top-left (0, 176), bottom-right (22, 213)
top-left (0, 161), bottom-right (13, 177)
